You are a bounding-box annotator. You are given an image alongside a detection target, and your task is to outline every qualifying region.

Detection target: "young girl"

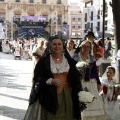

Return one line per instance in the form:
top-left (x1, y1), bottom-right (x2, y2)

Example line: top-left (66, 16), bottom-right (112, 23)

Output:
top-left (100, 66), bottom-right (120, 120)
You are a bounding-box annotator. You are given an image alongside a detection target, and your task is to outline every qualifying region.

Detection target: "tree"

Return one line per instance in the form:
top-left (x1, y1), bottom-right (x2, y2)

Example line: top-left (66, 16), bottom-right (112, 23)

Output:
top-left (111, 0), bottom-right (120, 50)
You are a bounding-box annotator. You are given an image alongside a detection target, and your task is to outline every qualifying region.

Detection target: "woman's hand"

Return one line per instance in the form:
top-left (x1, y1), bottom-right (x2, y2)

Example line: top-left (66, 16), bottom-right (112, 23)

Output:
top-left (51, 78), bottom-right (61, 86)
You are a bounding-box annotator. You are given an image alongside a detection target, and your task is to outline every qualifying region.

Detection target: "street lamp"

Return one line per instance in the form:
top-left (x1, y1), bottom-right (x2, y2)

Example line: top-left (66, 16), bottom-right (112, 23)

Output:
top-left (102, 0), bottom-right (105, 45)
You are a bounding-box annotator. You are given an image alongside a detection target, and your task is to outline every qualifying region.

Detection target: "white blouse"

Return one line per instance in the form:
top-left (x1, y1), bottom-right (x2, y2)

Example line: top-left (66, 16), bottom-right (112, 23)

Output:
top-left (50, 55), bottom-right (70, 74)
top-left (46, 55), bottom-right (70, 85)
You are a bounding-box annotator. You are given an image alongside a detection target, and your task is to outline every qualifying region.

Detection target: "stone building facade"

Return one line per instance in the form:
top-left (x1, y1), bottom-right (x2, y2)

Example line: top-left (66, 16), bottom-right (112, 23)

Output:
top-left (0, 0), bottom-right (68, 40)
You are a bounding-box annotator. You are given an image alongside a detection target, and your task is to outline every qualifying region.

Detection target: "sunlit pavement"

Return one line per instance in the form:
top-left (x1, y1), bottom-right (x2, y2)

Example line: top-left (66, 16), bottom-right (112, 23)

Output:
top-left (0, 52), bottom-right (33, 120)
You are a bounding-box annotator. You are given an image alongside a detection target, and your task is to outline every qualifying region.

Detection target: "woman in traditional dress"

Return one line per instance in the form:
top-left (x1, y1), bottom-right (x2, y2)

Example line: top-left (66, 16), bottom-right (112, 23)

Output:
top-left (100, 66), bottom-right (120, 120)
top-left (31, 38), bottom-right (45, 82)
top-left (32, 38), bottom-right (45, 66)
top-left (73, 40), bottom-right (107, 120)
top-left (24, 35), bottom-right (83, 120)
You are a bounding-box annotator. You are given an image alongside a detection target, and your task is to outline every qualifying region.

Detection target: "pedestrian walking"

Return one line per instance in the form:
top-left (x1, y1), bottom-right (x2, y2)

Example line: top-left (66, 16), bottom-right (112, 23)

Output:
top-left (75, 40), bottom-right (107, 120)
top-left (86, 31), bottom-right (103, 73)
top-left (104, 37), bottom-right (112, 59)
top-left (24, 35), bottom-right (83, 120)
top-left (100, 66), bottom-right (120, 120)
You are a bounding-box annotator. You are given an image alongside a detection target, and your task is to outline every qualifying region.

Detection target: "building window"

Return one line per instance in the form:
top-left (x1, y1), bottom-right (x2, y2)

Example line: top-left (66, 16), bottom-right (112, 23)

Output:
top-left (42, 15), bottom-right (48, 21)
top-left (85, 1), bottom-right (91, 8)
top-left (105, 20), bottom-right (107, 30)
top-left (85, 13), bottom-right (87, 22)
top-left (78, 18), bottom-right (81, 21)
top-left (58, 15), bottom-right (62, 25)
top-left (97, 22), bottom-right (100, 31)
top-left (91, 23), bottom-right (93, 31)
top-left (72, 26), bottom-right (75, 29)
top-left (0, 14), bottom-right (5, 22)
top-left (97, 10), bottom-right (100, 19)
top-left (85, 24), bottom-right (87, 33)
top-left (13, 16), bottom-right (21, 22)
top-left (78, 26), bottom-right (81, 29)
top-left (57, 0), bottom-right (61, 4)
top-left (105, 4), bottom-right (108, 17)
top-left (91, 0), bottom-right (93, 5)
top-left (42, 0), bottom-right (46, 4)
top-left (72, 18), bottom-right (75, 21)
top-left (29, 0), bottom-right (34, 3)
top-left (16, 0), bottom-right (20, 2)
top-left (91, 11), bottom-right (93, 21)
top-left (0, 0), bottom-right (4, 1)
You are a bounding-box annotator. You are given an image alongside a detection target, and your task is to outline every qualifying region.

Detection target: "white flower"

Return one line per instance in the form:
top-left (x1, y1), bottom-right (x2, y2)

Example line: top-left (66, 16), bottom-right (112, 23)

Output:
top-left (115, 84), bottom-right (120, 88)
top-left (76, 61), bottom-right (88, 70)
top-left (78, 91), bottom-right (95, 103)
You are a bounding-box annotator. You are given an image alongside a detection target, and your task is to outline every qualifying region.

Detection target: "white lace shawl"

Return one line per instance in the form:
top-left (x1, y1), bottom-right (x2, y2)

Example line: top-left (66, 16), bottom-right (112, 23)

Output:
top-left (50, 55), bottom-right (70, 74)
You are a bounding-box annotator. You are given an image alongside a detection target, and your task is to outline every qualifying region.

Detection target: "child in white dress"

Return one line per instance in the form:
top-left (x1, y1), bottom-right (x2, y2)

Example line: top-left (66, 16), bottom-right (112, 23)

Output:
top-left (100, 66), bottom-right (120, 120)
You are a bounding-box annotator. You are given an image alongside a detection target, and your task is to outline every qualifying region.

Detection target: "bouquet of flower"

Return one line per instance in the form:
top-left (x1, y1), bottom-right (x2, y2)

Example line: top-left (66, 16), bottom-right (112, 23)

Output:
top-left (115, 84), bottom-right (120, 91)
top-left (32, 52), bottom-right (41, 59)
top-left (78, 87), bottom-right (95, 111)
top-left (115, 84), bottom-right (120, 95)
top-left (76, 61), bottom-right (89, 77)
top-left (76, 61), bottom-right (88, 70)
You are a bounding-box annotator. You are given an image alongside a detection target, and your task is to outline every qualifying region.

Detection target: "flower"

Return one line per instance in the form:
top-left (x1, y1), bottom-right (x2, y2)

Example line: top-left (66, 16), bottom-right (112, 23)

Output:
top-left (76, 61), bottom-right (88, 70)
top-left (32, 52), bottom-right (38, 56)
top-left (78, 87), bottom-right (95, 111)
top-left (78, 91), bottom-right (95, 103)
top-left (114, 84), bottom-right (120, 101)
top-left (115, 84), bottom-right (120, 88)
top-left (32, 52), bottom-right (41, 59)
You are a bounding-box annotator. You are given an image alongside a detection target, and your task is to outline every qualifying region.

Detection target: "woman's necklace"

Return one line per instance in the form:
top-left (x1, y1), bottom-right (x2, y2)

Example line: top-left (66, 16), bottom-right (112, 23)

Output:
top-left (52, 55), bottom-right (63, 62)
top-left (56, 58), bottom-right (60, 61)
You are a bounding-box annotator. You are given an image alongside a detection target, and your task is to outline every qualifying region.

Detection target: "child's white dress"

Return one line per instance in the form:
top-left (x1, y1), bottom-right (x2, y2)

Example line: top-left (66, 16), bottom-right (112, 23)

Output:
top-left (101, 79), bottom-right (120, 120)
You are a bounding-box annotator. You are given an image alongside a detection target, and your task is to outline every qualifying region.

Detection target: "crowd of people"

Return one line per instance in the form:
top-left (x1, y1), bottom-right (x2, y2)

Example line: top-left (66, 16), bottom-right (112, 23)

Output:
top-left (0, 38), bottom-right (48, 60)
top-left (0, 31), bottom-right (120, 120)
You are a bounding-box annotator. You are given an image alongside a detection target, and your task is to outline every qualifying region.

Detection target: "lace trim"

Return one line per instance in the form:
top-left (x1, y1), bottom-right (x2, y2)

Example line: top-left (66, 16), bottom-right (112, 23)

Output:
top-left (50, 55), bottom-right (70, 73)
